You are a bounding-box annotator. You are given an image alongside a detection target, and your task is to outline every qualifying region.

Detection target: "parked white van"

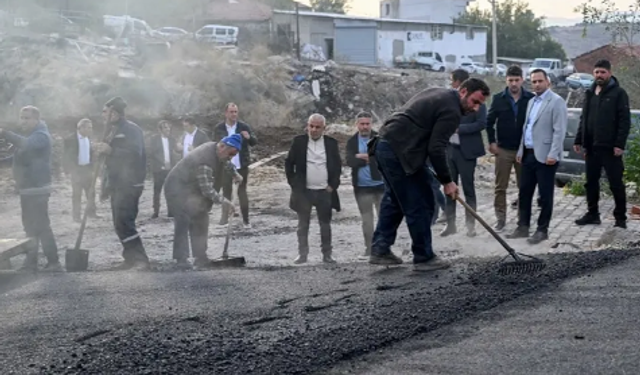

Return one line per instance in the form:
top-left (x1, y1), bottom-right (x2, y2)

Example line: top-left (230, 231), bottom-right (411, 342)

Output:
top-left (194, 24), bottom-right (239, 45)
top-left (104, 15), bottom-right (154, 37)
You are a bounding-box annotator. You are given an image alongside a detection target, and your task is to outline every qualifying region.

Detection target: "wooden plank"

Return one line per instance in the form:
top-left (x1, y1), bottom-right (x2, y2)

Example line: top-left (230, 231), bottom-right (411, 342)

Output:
top-left (248, 151), bottom-right (287, 171)
top-left (0, 238), bottom-right (33, 262)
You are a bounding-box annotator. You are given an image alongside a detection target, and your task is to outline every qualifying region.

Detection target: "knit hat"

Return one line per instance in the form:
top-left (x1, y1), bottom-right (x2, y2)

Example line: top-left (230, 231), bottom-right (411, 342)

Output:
top-left (221, 134), bottom-right (243, 150)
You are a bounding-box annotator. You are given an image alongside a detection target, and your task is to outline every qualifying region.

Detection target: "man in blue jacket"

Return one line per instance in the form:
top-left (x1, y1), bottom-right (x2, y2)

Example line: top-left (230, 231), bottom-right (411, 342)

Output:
top-left (440, 69), bottom-right (487, 238)
top-left (0, 106), bottom-right (60, 271)
top-left (95, 97), bottom-right (150, 270)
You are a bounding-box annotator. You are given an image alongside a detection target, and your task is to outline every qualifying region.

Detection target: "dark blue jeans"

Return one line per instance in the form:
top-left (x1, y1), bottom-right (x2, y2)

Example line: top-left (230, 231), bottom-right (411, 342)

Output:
top-left (517, 151), bottom-right (559, 233)
top-left (428, 168), bottom-right (446, 224)
top-left (371, 140), bottom-right (435, 262)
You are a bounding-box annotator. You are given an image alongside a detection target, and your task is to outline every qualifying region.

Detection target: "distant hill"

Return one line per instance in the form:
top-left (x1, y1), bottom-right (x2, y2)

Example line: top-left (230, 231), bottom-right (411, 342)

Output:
top-left (547, 23), bottom-right (616, 59)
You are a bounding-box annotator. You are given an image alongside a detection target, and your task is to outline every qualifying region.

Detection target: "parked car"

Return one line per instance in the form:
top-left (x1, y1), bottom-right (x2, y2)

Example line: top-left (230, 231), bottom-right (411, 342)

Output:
top-left (152, 27), bottom-right (191, 41)
top-left (485, 63), bottom-right (507, 76)
top-left (566, 73), bottom-right (595, 89)
top-left (556, 107), bottom-right (640, 186)
top-left (394, 51), bottom-right (445, 72)
top-left (460, 62), bottom-right (488, 75)
top-left (194, 24), bottom-right (239, 45)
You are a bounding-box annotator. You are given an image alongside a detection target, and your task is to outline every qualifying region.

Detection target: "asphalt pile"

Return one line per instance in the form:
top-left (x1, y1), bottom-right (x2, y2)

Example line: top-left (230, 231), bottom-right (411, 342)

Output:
top-left (48, 249), bottom-right (639, 375)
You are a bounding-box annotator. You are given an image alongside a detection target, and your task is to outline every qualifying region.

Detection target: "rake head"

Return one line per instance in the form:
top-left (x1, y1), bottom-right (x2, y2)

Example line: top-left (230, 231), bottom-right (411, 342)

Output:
top-left (498, 254), bottom-right (546, 276)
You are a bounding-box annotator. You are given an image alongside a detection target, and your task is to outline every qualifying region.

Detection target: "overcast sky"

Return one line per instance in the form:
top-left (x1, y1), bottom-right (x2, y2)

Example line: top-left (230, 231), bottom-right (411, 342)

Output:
top-left (344, 0), bottom-right (637, 26)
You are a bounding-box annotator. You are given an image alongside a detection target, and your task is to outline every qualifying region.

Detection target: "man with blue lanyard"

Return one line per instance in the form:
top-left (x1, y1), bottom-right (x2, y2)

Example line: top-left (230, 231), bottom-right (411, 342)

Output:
top-left (346, 112), bottom-right (384, 258)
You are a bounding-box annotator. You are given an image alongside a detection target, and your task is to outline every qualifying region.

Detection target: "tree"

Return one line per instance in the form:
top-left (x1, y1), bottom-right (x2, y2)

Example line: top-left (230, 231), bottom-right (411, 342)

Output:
top-left (454, 0), bottom-right (567, 60)
top-left (310, 0), bottom-right (350, 14)
top-left (576, 0), bottom-right (640, 46)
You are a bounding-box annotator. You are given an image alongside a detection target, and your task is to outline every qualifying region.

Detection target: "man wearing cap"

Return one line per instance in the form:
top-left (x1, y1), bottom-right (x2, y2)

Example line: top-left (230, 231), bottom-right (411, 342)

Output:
top-left (164, 134), bottom-right (242, 269)
top-left (95, 97), bottom-right (150, 270)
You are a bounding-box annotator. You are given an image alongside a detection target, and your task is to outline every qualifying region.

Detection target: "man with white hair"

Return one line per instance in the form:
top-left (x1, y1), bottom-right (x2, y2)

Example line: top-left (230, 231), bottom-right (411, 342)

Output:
top-left (285, 113), bottom-right (342, 264)
top-left (64, 118), bottom-right (99, 222)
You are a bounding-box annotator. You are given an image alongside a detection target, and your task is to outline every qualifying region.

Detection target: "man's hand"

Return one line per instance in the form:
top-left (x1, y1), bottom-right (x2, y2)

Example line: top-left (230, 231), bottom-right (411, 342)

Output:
top-left (222, 198), bottom-right (236, 214)
top-left (516, 155), bottom-right (522, 164)
top-left (573, 145), bottom-right (581, 153)
top-left (489, 143), bottom-right (499, 155)
top-left (443, 182), bottom-right (458, 199)
top-left (355, 153), bottom-right (369, 163)
top-left (241, 131), bottom-right (250, 140)
top-left (614, 147), bottom-right (624, 157)
top-left (95, 143), bottom-right (112, 155)
top-left (326, 186), bottom-right (333, 193)
top-left (546, 158), bottom-right (557, 166)
top-left (233, 173), bottom-right (243, 185)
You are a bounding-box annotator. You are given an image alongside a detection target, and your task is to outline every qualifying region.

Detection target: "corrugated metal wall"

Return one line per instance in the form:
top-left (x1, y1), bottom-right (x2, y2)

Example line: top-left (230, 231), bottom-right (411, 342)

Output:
top-left (334, 20), bottom-right (377, 66)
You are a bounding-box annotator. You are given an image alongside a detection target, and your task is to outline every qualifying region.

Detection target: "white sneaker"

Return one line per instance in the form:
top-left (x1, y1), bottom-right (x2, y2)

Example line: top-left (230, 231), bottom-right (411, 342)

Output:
top-left (243, 223), bottom-right (252, 229)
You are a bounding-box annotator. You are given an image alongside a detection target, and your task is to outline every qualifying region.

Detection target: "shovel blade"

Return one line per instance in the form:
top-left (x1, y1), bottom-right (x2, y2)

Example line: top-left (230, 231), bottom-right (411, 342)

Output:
top-left (65, 249), bottom-right (89, 272)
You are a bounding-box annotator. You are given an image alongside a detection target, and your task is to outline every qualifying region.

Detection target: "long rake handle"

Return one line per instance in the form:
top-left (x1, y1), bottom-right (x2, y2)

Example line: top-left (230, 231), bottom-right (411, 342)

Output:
top-left (454, 196), bottom-right (521, 261)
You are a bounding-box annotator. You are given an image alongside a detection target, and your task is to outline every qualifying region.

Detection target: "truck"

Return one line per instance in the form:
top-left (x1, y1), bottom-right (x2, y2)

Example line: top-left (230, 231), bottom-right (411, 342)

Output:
top-left (394, 51), bottom-right (445, 72)
top-left (527, 58), bottom-right (575, 83)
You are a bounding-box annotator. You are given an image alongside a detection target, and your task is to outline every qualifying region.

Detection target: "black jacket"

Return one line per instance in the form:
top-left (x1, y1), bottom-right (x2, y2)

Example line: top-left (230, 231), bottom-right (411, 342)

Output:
top-left (575, 76), bottom-right (631, 150)
top-left (104, 118), bottom-right (147, 189)
top-left (179, 128), bottom-right (210, 158)
top-left (454, 104), bottom-right (487, 160)
top-left (148, 133), bottom-right (178, 173)
top-left (486, 88), bottom-right (535, 151)
top-left (346, 131), bottom-right (382, 188)
top-left (63, 133), bottom-right (93, 174)
top-left (285, 134), bottom-right (342, 212)
top-left (212, 121), bottom-right (258, 169)
top-left (375, 88), bottom-right (462, 184)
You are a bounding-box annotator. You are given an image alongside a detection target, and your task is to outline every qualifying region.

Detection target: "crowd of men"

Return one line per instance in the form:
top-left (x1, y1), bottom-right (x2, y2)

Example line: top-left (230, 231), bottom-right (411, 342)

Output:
top-left (0, 58), bottom-right (631, 272)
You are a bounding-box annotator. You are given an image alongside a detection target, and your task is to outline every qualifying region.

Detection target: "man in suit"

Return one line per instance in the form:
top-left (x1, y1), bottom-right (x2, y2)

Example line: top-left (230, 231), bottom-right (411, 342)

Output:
top-left (346, 111), bottom-right (384, 258)
top-left (285, 113), bottom-right (342, 265)
top-left (176, 116), bottom-right (209, 159)
top-left (148, 120), bottom-right (177, 218)
top-left (440, 69), bottom-right (487, 238)
top-left (368, 78), bottom-right (490, 270)
top-left (213, 103), bottom-right (258, 228)
top-left (486, 65), bottom-right (536, 231)
top-left (63, 118), bottom-right (99, 222)
top-left (574, 59), bottom-right (631, 229)
top-left (507, 69), bottom-right (567, 244)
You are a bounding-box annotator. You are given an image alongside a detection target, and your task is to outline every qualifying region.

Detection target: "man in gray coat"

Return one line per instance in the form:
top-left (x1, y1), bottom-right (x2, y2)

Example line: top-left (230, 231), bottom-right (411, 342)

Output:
top-left (440, 69), bottom-right (487, 238)
top-left (508, 69), bottom-right (567, 244)
top-left (164, 134), bottom-right (241, 269)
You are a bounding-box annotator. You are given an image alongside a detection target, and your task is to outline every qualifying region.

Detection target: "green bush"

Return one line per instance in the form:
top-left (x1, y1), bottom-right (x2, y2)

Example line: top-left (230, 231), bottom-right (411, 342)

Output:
top-left (624, 128), bottom-right (640, 196)
top-left (564, 174), bottom-right (587, 196)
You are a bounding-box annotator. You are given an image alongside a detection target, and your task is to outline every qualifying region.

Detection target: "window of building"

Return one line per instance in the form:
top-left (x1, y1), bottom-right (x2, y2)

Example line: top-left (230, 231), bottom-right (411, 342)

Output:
top-left (466, 27), bottom-right (474, 40)
top-left (385, 3), bottom-right (390, 15)
top-left (431, 25), bottom-right (443, 40)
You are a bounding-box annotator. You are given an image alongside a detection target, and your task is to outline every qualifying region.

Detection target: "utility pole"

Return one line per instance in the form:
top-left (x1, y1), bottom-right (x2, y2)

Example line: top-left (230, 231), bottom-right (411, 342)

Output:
top-left (295, 1), bottom-right (301, 60)
top-left (491, 0), bottom-right (498, 76)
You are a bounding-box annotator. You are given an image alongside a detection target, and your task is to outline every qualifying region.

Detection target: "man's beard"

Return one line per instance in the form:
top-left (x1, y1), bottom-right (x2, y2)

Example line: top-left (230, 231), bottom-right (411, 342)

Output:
top-left (596, 78), bottom-right (608, 86)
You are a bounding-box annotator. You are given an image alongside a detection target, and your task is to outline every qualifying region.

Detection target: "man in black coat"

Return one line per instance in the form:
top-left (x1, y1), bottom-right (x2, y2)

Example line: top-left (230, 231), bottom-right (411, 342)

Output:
top-left (346, 111), bottom-right (384, 258)
top-left (441, 69), bottom-right (487, 238)
top-left (368, 78), bottom-right (490, 271)
top-left (63, 118), bottom-right (99, 222)
top-left (285, 113), bottom-right (342, 265)
top-left (176, 116), bottom-right (209, 159)
top-left (574, 59), bottom-right (631, 229)
top-left (212, 103), bottom-right (258, 228)
top-left (147, 120), bottom-right (178, 218)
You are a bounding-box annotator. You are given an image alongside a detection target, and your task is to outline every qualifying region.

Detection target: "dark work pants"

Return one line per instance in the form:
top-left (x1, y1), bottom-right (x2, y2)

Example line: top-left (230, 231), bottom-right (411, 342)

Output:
top-left (427, 166), bottom-right (446, 225)
top-left (517, 151), bottom-right (558, 233)
top-left (172, 205), bottom-right (210, 261)
top-left (297, 189), bottom-right (333, 255)
top-left (110, 187), bottom-right (148, 263)
top-left (152, 170), bottom-right (170, 216)
top-left (585, 147), bottom-right (627, 221)
top-left (354, 186), bottom-right (384, 254)
top-left (21, 194), bottom-right (58, 265)
top-left (221, 167), bottom-right (250, 224)
top-left (71, 166), bottom-right (96, 219)
top-left (444, 145), bottom-right (477, 228)
top-left (371, 140), bottom-right (435, 262)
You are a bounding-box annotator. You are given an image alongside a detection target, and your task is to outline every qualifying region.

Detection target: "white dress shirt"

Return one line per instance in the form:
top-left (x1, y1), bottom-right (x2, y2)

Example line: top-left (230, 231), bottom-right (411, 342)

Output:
top-left (226, 123), bottom-right (241, 169)
top-left (524, 89), bottom-right (550, 149)
top-left (306, 136), bottom-right (329, 190)
top-left (77, 132), bottom-right (90, 166)
top-left (161, 136), bottom-right (171, 169)
top-left (183, 129), bottom-right (197, 158)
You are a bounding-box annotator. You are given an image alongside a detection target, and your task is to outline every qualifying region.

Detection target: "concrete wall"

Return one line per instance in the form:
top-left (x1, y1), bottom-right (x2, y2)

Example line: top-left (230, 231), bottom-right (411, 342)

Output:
top-left (380, 0), bottom-right (475, 23)
top-left (271, 13), bottom-right (335, 57)
top-left (377, 23), bottom-right (487, 67)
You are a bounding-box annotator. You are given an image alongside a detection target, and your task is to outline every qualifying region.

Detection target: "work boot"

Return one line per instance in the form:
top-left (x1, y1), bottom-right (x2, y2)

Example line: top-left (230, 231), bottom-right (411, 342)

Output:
top-left (506, 226), bottom-right (530, 239)
top-left (466, 227), bottom-right (477, 238)
top-left (413, 256), bottom-right (450, 272)
top-left (294, 254), bottom-right (308, 264)
top-left (193, 257), bottom-right (211, 270)
top-left (439, 223), bottom-right (457, 237)
top-left (322, 254), bottom-right (337, 264)
top-left (175, 258), bottom-right (192, 270)
top-left (151, 212), bottom-right (159, 219)
top-left (527, 230), bottom-right (548, 245)
top-left (615, 220), bottom-right (627, 229)
top-left (369, 251), bottom-right (403, 265)
top-left (243, 222), bottom-right (252, 229)
top-left (42, 261), bottom-right (63, 273)
top-left (575, 213), bottom-right (601, 226)
top-left (495, 219), bottom-right (506, 232)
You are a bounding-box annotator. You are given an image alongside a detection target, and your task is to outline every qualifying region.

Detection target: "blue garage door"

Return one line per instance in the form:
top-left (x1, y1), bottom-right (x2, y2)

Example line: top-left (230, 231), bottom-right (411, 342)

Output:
top-left (334, 21), bottom-right (377, 66)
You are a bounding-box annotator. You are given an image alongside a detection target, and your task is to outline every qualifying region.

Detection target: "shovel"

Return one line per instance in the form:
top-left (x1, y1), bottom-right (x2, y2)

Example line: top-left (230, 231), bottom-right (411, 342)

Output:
top-left (65, 126), bottom-right (114, 272)
top-left (210, 181), bottom-right (246, 268)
